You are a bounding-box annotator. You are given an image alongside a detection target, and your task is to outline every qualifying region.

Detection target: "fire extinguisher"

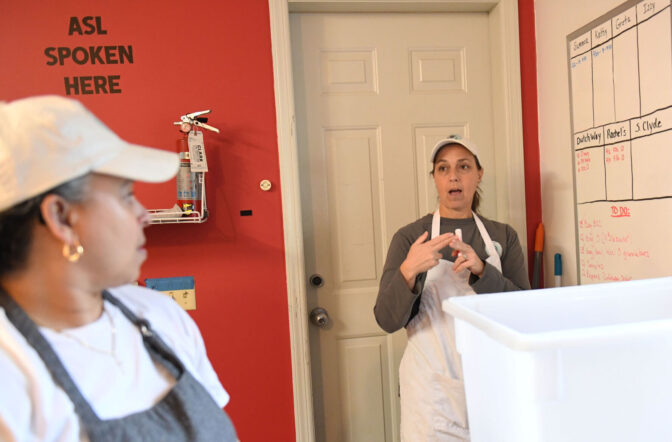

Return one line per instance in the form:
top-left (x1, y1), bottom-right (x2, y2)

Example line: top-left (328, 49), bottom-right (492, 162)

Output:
top-left (175, 127), bottom-right (202, 217)
top-left (173, 110), bottom-right (219, 219)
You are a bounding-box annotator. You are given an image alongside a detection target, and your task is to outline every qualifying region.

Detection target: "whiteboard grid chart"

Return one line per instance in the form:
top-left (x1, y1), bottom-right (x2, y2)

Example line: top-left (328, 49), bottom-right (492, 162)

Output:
top-left (567, 0), bottom-right (672, 284)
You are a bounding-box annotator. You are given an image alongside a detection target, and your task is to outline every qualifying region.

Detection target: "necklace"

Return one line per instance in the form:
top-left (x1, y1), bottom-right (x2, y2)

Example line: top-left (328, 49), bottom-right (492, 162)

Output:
top-left (59, 308), bottom-right (123, 369)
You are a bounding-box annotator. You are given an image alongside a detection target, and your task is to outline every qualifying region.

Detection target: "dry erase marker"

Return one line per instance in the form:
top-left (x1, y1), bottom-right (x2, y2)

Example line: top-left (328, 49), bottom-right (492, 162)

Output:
top-left (554, 253), bottom-right (562, 287)
top-left (455, 229), bottom-right (462, 257)
top-left (531, 223), bottom-right (544, 289)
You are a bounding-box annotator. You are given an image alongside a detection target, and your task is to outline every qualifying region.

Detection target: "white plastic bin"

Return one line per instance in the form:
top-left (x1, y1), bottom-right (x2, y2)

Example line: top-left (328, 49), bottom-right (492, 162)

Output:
top-left (443, 276), bottom-right (672, 442)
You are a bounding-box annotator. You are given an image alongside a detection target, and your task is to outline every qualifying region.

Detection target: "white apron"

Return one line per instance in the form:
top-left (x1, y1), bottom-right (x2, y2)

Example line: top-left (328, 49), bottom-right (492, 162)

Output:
top-left (399, 210), bottom-right (502, 442)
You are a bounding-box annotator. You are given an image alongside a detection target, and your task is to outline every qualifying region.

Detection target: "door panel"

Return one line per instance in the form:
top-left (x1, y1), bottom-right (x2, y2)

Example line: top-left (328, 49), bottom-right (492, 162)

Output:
top-left (338, 336), bottom-right (390, 442)
top-left (325, 127), bottom-right (383, 287)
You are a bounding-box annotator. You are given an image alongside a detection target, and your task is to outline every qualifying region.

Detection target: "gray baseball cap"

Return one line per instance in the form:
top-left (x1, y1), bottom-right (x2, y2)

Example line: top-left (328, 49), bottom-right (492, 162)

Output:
top-left (430, 134), bottom-right (479, 163)
top-left (0, 95), bottom-right (179, 211)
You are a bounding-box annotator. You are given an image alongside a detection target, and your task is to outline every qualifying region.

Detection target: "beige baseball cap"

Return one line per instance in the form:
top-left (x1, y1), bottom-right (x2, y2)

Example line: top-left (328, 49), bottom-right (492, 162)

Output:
top-left (0, 95), bottom-right (179, 212)
top-left (430, 134), bottom-right (479, 163)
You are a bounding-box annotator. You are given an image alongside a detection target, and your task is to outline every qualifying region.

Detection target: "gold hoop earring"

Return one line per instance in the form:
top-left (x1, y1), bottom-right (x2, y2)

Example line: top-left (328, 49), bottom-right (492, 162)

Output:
top-left (62, 240), bottom-right (84, 263)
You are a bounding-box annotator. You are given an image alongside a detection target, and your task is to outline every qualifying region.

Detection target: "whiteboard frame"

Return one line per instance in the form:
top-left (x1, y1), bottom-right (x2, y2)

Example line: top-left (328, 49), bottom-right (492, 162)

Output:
top-left (566, 0), bottom-right (669, 284)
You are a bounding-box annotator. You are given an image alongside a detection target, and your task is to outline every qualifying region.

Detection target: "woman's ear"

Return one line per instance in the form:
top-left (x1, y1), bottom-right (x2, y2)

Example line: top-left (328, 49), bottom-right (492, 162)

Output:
top-left (40, 195), bottom-right (79, 243)
top-left (478, 168), bottom-right (484, 182)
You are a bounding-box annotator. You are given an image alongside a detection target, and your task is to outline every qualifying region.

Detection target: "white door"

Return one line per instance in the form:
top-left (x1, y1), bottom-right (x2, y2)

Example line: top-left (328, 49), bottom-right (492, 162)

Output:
top-left (291, 12), bottom-right (495, 441)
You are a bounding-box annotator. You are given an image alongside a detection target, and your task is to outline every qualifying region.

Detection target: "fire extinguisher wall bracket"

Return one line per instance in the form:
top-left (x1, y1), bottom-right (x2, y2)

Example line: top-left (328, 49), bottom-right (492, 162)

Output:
top-left (148, 110), bottom-right (219, 225)
top-left (147, 172), bottom-right (208, 224)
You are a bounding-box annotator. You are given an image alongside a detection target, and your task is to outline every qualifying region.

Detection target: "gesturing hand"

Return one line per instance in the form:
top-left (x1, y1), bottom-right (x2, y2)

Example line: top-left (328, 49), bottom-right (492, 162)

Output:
top-left (449, 236), bottom-right (485, 277)
top-left (400, 231), bottom-right (454, 289)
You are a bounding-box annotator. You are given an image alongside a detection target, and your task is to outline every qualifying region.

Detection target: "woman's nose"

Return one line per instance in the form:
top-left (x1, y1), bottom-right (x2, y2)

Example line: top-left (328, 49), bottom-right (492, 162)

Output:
top-left (135, 199), bottom-right (151, 227)
top-left (139, 209), bottom-right (150, 227)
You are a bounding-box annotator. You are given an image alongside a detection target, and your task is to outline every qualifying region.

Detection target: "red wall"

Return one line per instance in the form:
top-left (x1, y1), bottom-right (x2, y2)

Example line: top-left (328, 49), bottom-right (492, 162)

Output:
top-left (2, 1), bottom-right (544, 439)
top-left (518, 0), bottom-right (544, 285)
top-left (0, 2), bottom-right (295, 441)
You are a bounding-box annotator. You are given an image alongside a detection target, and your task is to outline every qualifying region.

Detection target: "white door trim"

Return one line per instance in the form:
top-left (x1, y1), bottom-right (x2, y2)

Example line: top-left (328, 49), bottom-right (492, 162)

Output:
top-left (268, 2), bottom-right (526, 441)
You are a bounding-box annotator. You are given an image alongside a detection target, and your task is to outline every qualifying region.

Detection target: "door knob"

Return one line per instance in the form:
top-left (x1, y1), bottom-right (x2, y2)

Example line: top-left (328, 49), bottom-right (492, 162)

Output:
top-left (309, 307), bottom-right (330, 328)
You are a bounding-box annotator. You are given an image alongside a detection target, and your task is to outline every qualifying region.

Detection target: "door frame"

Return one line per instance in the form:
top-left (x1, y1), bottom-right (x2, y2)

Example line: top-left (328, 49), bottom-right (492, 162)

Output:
top-left (268, 1), bottom-right (527, 440)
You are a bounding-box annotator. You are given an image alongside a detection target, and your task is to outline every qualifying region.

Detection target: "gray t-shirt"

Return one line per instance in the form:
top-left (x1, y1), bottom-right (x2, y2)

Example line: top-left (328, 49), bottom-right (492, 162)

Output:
top-left (374, 213), bottom-right (530, 333)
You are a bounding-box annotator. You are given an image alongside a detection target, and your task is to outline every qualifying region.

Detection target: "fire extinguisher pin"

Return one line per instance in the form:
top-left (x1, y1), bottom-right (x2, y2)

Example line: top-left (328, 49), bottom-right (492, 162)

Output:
top-left (173, 109), bottom-right (220, 134)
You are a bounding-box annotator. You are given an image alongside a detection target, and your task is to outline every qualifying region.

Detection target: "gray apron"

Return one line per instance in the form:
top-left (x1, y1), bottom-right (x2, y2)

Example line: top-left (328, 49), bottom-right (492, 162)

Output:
top-left (0, 287), bottom-right (237, 442)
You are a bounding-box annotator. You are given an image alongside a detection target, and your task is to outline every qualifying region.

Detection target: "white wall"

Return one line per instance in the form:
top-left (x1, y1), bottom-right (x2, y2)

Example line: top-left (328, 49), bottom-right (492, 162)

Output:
top-left (534, 0), bottom-right (627, 286)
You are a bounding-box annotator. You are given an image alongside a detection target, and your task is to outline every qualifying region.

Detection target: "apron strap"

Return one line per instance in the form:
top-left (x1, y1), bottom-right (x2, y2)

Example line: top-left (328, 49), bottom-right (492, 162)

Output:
top-left (473, 213), bottom-right (502, 273)
top-left (103, 290), bottom-right (184, 380)
top-left (472, 214), bottom-right (496, 259)
top-left (431, 209), bottom-right (441, 239)
top-left (0, 286), bottom-right (101, 426)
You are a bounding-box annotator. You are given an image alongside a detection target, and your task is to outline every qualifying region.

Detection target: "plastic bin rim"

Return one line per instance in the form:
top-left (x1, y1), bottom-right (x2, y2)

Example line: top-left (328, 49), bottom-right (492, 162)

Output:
top-left (442, 277), bottom-right (672, 352)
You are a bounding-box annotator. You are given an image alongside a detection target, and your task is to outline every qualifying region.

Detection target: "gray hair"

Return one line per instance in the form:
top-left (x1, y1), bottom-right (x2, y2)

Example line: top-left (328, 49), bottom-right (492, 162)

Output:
top-left (0, 174), bottom-right (90, 277)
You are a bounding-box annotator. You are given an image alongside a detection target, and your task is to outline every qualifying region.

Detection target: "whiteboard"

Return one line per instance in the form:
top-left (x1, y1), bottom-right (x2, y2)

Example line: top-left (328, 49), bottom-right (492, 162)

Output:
top-left (567, 0), bottom-right (672, 284)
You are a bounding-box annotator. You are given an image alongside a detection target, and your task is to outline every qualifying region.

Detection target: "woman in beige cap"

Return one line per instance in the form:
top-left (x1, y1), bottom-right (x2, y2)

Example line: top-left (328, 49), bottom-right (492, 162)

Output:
top-left (0, 96), bottom-right (237, 441)
top-left (374, 135), bottom-right (529, 441)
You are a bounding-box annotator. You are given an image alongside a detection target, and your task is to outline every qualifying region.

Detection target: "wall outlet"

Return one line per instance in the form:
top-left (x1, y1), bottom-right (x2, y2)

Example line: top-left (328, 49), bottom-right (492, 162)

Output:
top-left (163, 289), bottom-right (196, 311)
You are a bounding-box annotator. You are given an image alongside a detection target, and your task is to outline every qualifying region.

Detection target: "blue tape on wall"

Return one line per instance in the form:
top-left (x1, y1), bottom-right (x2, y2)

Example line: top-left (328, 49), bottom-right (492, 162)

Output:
top-left (145, 276), bottom-right (194, 291)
